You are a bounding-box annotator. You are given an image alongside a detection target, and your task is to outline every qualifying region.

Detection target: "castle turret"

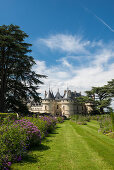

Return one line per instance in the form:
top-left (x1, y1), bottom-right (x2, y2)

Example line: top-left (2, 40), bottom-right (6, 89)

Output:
top-left (45, 89), bottom-right (54, 100)
top-left (55, 89), bottom-right (62, 100)
top-left (42, 89), bottom-right (55, 114)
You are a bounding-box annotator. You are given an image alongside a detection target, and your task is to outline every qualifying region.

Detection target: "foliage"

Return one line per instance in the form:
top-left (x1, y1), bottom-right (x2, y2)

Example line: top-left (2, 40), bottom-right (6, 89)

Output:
top-left (56, 116), bottom-right (64, 123)
top-left (0, 114), bottom-right (64, 169)
top-left (0, 113), bottom-right (17, 125)
top-left (14, 119), bottom-right (41, 146)
top-left (71, 113), bottom-right (114, 133)
top-left (0, 24), bottom-right (46, 113)
top-left (71, 114), bottom-right (79, 123)
top-left (71, 114), bottom-right (90, 125)
top-left (76, 79), bottom-right (114, 115)
top-left (0, 124), bottom-right (28, 169)
top-left (83, 114), bottom-right (114, 134)
top-left (98, 114), bottom-right (112, 133)
top-left (11, 121), bottom-right (114, 170)
top-left (107, 79), bottom-right (114, 97)
top-left (110, 112), bottom-right (114, 131)
top-left (85, 79), bottom-right (114, 114)
top-left (41, 116), bottom-right (57, 132)
top-left (26, 116), bottom-right (57, 138)
top-left (24, 116), bottom-right (64, 138)
top-left (23, 116), bottom-right (49, 139)
top-left (0, 119), bottom-right (41, 169)
top-left (76, 96), bottom-right (94, 104)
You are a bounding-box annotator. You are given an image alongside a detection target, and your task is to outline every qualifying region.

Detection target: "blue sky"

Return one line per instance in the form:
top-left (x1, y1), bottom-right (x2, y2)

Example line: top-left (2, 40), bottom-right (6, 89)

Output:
top-left (0, 0), bottom-right (114, 96)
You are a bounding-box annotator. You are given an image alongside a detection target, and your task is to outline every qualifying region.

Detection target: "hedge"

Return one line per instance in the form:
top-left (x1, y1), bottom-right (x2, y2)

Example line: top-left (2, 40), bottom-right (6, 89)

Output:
top-left (0, 113), bottom-right (17, 124)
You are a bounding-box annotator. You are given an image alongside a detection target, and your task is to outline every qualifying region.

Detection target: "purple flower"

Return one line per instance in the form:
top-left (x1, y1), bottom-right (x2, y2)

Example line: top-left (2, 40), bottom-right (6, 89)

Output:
top-left (17, 156), bottom-right (22, 162)
top-left (7, 162), bottom-right (12, 166)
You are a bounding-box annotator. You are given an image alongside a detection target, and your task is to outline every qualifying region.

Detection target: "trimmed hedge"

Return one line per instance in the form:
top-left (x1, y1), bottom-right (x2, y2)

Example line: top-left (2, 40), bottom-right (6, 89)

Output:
top-left (0, 113), bottom-right (17, 124)
top-left (0, 113), bottom-right (17, 118)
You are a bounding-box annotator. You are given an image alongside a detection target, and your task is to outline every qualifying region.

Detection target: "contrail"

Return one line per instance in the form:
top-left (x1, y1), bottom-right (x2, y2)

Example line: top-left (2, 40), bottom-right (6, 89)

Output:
top-left (94, 13), bottom-right (114, 32)
top-left (83, 6), bottom-right (114, 32)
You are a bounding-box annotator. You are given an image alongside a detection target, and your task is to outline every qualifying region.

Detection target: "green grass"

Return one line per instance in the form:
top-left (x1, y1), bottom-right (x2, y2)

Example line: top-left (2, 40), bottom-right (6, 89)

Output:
top-left (11, 120), bottom-right (114, 170)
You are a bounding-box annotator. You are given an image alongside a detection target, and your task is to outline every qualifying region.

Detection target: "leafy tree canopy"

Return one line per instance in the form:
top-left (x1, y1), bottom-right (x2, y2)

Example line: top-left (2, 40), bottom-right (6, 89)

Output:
top-left (76, 79), bottom-right (114, 114)
top-left (85, 80), bottom-right (114, 114)
top-left (0, 24), bottom-right (46, 114)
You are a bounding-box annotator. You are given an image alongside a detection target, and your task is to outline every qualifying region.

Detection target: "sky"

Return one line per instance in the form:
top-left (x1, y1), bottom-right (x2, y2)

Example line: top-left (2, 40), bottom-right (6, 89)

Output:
top-left (0, 0), bottom-right (114, 98)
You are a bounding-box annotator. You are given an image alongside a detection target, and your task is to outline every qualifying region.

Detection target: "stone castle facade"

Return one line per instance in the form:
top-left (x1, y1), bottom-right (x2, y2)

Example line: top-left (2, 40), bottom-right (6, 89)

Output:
top-left (28, 89), bottom-right (93, 118)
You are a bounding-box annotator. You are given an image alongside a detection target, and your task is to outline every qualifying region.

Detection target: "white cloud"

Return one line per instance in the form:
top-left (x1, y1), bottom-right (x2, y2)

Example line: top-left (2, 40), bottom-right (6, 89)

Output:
top-left (34, 59), bottom-right (114, 96)
top-left (37, 34), bottom-right (90, 54)
top-left (34, 33), bottom-right (114, 108)
top-left (93, 49), bottom-right (114, 66)
top-left (57, 57), bottom-right (72, 68)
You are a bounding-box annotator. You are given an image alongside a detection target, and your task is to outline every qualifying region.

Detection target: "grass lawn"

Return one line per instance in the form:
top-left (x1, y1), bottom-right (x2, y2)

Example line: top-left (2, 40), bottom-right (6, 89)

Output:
top-left (11, 120), bottom-right (114, 170)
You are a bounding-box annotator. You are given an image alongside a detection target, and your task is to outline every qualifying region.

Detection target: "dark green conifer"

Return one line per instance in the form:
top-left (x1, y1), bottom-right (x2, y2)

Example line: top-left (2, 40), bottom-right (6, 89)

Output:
top-left (0, 24), bottom-right (46, 113)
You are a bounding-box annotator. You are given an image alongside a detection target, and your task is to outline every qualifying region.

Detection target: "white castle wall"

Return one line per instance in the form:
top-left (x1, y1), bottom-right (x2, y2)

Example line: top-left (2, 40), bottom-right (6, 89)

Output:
top-left (28, 90), bottom-right (93, 117)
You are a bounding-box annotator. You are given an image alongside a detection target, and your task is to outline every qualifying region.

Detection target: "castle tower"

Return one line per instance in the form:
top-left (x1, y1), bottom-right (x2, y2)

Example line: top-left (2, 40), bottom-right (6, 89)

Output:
top-left (42, 89), bottom-right (55, 114)
top-left (60, 89), bottom-right (74, 117)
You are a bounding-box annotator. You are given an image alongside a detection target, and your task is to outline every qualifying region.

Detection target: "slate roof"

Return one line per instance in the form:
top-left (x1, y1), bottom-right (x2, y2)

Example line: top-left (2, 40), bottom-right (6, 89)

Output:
top-left (44, 89), bottom-right (81, 100)
top-left (63, 90), bottom-right (81, 99)
top-left (45, 90), bottom-right (55, 100)
top-left (55, 91), bottom-right (62, 100)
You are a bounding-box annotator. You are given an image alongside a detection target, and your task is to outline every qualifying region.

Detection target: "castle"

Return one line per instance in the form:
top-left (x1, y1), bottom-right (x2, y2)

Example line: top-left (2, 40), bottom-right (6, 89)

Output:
top-left (28, 89), bottom-right (93, 118)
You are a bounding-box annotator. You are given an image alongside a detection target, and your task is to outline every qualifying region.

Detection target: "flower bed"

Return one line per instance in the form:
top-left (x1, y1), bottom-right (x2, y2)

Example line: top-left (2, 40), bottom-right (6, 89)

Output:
top-left (0, 124), bottom-right (28, 169)
top-left (14, 119), bottom-right (41, 146)
top-left (24, 116), bottom-right (57, 139)
top-left (0, 115), bottom-right (64, 169)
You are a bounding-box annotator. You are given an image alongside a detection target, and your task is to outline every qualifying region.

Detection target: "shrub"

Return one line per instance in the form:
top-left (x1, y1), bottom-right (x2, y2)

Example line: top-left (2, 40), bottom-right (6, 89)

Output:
top-left (14, 119), bottom-right (41, 146)
top-left (90, 115), bottom-right (100, 121)
top-left (110, 113), bottom-right (114, 131)
top-left (0, 113), bottom-right (17, 125)
top-left (84, 116), bottom-right (91, 122)
top-left (99, 115), bottom-right (112, 133)
top-left (0, 115), bottom-right (59, 169)
top-left (71, 114), bottom-right (79, 122)
top-left (24, 116), bottom-right (57, 138)
top-left (71, 115), bottom-right (88, 125)
top-left (23, 117), bottom-right (48, 139)
top-left (39, 116), bottom-right (57, 133)
top-left (0, 124), bottom-right (28, 169)
top-left (56, 116), bottom-right (64, 123)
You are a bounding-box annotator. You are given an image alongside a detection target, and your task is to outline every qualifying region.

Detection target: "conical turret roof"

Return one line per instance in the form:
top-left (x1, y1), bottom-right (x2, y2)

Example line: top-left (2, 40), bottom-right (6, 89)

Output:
top-left (63, 89), bottom-right (72, 99)
top-left (55, 90), bottom-right (62, 100)
top-left (45, 89), bottom-right (54, 100)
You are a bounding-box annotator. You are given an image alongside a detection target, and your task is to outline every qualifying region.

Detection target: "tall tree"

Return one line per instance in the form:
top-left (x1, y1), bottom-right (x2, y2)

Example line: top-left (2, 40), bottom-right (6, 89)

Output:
top-left (0, 24), bottom-right (46, 113)
top-left (85, 85), bottom-right (112, 114)
top-left (107, 79), bottom-right (114, 98)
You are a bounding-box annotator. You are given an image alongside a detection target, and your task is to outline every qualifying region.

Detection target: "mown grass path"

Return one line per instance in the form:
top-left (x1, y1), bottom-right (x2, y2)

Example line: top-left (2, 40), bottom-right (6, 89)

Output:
top-left (12, 120), bottom-right (114, 170)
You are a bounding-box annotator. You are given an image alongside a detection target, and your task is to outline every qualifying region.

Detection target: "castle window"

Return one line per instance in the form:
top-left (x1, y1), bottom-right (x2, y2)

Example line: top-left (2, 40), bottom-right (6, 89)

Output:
top-left (57, 105), bottom-right (59, 109)
top-left (45, 106), bottom-right (47, 110)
